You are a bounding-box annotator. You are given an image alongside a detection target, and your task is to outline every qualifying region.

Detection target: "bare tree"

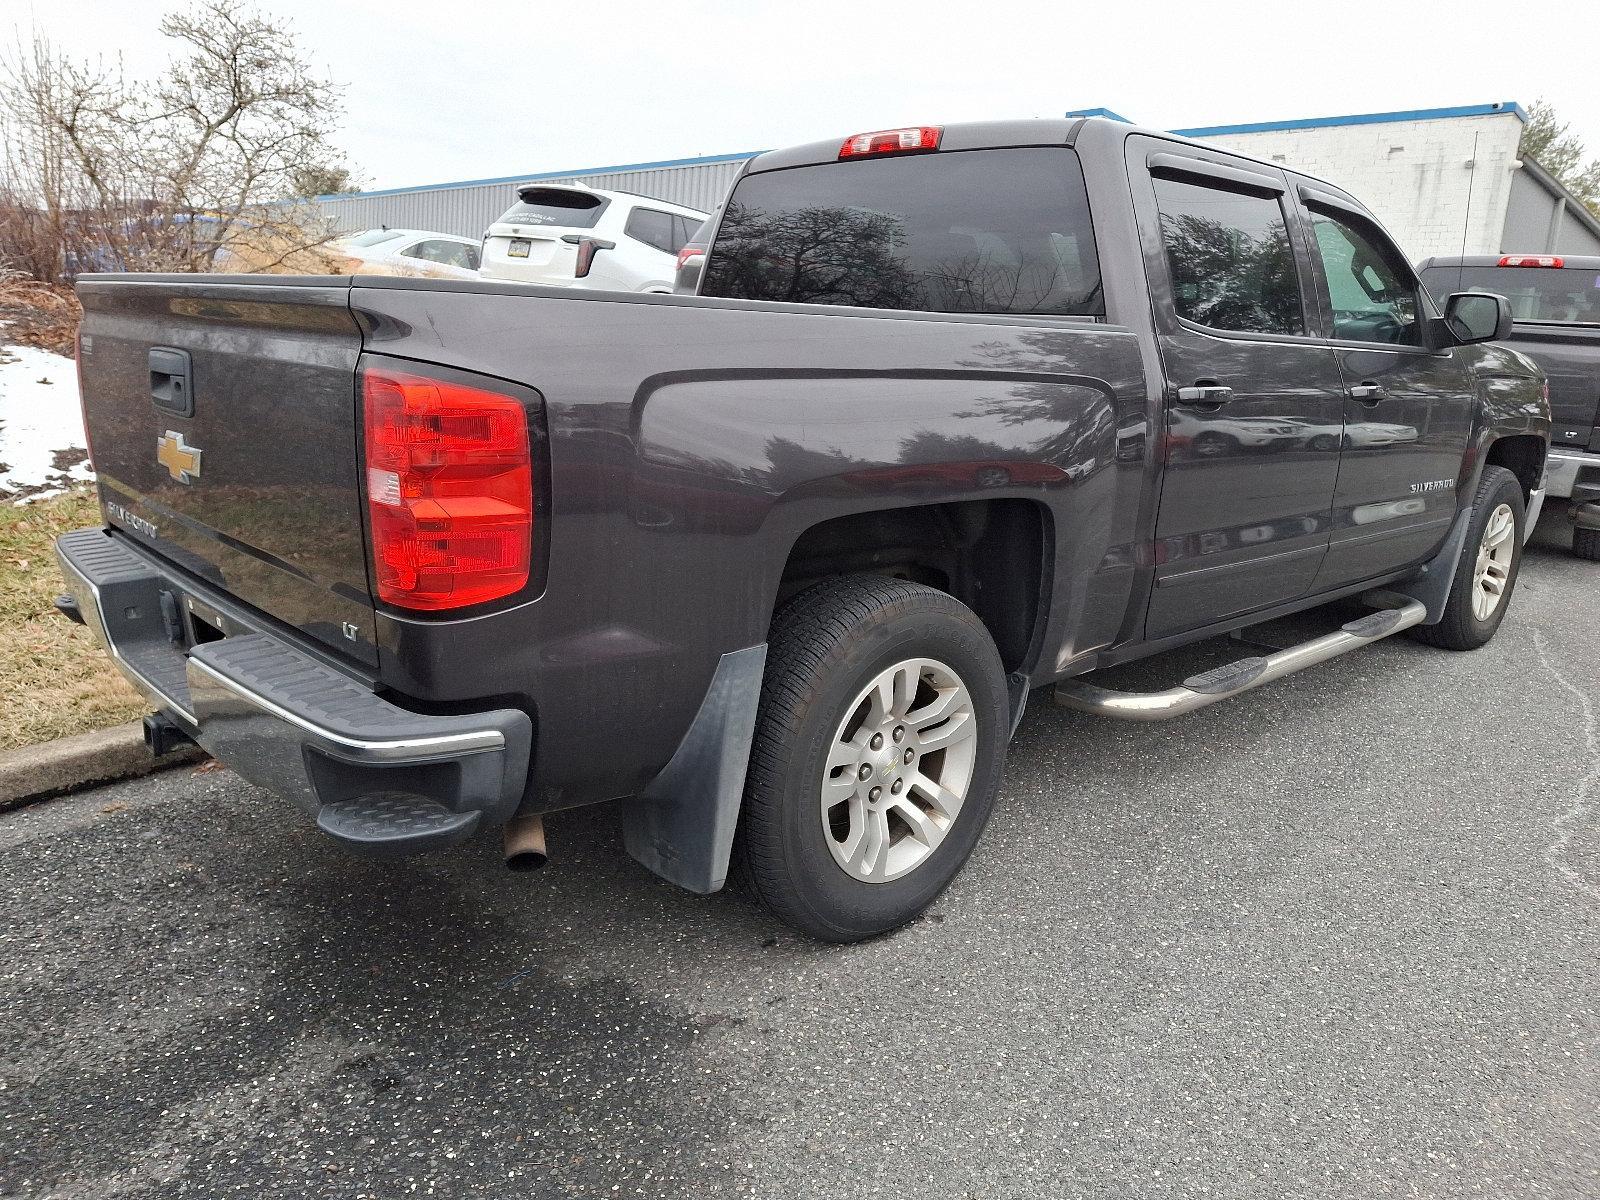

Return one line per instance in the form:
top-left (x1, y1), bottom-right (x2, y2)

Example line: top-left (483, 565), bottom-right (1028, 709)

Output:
top-left (0, 34), bottom-right (136, 279)
top-left (290, 162), bottom-right (357, 198)
top-left (0, 2), bottom-right (357, 282)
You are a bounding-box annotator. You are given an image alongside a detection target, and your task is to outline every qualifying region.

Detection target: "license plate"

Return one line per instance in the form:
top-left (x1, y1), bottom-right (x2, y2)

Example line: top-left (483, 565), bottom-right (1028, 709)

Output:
top-left (507, 239), bottom-right (531, 258)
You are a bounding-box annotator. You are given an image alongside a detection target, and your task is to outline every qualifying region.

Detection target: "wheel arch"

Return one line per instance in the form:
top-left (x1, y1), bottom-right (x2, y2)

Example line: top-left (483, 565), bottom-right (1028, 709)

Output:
top-left (1481, 433), bottom-right (1547, 502)
top-left (772, 497), bottom-right (1054, 677)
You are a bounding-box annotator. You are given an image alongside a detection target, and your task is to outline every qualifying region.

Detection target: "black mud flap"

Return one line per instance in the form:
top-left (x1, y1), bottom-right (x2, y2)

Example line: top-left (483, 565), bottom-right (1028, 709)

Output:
top-left (1389, 505), bottom-right (1474, 625)
top-left (621, 644), bottom-right (767, 895)
top-left (1006, 670), bottom-right (1029, 739)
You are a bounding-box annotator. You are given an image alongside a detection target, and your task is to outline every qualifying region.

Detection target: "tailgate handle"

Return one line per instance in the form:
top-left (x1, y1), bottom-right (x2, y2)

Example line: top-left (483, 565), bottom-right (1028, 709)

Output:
top-left (149, 347), bottom-right (194, 417)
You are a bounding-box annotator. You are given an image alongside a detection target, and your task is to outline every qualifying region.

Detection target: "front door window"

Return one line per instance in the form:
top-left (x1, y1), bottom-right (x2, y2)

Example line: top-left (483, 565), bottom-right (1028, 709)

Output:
top-left (1307, 208), bottom-right (1421, 346)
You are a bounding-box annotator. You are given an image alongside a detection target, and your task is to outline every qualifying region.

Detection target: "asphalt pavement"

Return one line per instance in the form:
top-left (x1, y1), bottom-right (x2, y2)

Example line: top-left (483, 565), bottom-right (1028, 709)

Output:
top-left (2, 526), bottom-right (1596, 1199)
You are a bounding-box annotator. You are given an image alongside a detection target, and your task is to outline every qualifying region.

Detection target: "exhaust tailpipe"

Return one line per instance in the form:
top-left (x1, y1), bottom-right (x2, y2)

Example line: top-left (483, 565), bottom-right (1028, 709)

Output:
top-left (503, 813), bottom-right (547, 872)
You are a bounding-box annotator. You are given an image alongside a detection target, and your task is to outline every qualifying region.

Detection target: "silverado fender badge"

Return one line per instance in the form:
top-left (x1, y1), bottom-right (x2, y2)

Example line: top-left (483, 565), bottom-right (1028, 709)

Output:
top-left (156, 430), bottom-right (203, 483)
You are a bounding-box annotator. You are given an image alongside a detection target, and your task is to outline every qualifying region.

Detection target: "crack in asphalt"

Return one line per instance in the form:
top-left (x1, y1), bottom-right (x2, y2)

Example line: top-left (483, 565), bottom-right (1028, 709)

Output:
top-left (1531, 630), bottom-right (1600, 902)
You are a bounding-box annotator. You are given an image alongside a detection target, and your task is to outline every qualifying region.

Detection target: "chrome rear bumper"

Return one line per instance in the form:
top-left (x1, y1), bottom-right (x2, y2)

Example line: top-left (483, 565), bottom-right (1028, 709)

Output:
top-left (56, 527), bottom-right (531, 855)
top-left (1544, 448), bottom-right (1600, 501)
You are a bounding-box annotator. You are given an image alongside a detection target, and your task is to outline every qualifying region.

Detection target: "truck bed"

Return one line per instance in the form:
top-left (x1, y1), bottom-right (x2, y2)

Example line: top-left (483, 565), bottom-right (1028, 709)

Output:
top-left (76, 273), bottom-right (1150, 811)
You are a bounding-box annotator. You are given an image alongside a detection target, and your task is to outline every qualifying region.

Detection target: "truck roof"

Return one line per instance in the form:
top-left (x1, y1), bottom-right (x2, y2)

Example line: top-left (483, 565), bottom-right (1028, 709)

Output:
top-left (740, 116), bottom-right (1355, 199)
top-left (1419, 253), bottom-right (1600, 271)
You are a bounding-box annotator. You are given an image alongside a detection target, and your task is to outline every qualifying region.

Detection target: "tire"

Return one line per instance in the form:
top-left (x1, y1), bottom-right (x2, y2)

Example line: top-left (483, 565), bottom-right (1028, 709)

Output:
top-left (1409, 465), bottom-right (1525, 651)
top-left (1192, 431), bottom-right (1233, 458)
top-left (733, 575), bottom-right (1009, 942)
top-left (1574, 526), bottom-right (1600, 562)
top-left (1308, 433), bottom-right (1339, 453)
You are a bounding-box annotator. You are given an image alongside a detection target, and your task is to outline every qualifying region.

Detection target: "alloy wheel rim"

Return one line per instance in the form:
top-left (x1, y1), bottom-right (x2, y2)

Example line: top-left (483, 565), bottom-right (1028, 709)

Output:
top-left (1472, 502), bottom-right (1515, 621)
top-left (820, 657), bottom-right (978, 884)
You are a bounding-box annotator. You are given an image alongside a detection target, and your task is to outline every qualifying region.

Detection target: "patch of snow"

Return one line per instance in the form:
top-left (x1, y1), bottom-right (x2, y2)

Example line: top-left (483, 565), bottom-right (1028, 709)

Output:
top-left (0, 340), bottom-right (93, 502)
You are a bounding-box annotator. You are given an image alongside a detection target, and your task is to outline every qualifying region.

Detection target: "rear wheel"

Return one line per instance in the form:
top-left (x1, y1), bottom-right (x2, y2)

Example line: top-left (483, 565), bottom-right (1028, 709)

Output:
top-left (734, 576), bottom-right (1009, 942)
top-left (1410, 465), bottom-right (1525, 651)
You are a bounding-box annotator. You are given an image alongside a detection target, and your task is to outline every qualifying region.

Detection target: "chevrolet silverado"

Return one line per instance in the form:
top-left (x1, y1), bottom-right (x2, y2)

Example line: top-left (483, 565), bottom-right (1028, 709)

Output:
top-left (58, 117), bottom-right (1549, 941)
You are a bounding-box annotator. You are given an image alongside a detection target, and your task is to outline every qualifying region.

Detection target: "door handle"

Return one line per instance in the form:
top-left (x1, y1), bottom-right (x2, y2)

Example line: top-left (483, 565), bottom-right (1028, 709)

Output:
top-left (1348, 382), bottom-right (1387, 404)
top-left (1174, 384), bottom-right (1234, 407)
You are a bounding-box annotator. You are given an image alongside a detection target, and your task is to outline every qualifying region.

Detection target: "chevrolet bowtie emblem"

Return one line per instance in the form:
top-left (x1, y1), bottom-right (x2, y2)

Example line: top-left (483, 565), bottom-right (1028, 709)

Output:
top-left (156, 430), bottom-right (203, 484)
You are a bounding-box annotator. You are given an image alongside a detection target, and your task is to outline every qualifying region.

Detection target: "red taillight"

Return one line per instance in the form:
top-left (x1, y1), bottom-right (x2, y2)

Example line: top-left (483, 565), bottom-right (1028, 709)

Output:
top-left (676, 243), bottom-right (705, 270)
top-left (839, 126), bottom-right (942, 159)
top-left (574, 237), bottom-right (603, 278)
top-left (362, 366), bottom-right (532, 611)
top-left (1498, 254), bottom-right (1563, 268)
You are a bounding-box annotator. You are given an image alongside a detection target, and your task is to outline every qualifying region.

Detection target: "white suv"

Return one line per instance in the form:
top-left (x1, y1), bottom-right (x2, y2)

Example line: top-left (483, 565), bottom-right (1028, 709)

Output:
top-left (479, 184), bottom-right (707, 293)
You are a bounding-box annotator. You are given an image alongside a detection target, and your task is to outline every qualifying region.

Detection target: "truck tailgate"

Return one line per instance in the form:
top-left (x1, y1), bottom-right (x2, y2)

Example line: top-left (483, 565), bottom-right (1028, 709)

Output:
top-left (76, 277), bottom-right (376, 666)
top-left (1504, 324), bottom-right (1600, 449)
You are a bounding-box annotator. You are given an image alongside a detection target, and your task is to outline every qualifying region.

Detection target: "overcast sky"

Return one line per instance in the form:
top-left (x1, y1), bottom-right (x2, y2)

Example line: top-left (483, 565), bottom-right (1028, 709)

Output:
top-left (15, 0), bottom-right (1600, 193)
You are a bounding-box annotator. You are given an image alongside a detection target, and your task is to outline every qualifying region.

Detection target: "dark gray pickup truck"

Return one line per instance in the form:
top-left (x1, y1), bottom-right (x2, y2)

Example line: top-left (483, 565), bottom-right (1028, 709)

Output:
top-left (1419, 254), bottom-right (1600, 559)
top-left (58, 117), bottom-right (1548, 941)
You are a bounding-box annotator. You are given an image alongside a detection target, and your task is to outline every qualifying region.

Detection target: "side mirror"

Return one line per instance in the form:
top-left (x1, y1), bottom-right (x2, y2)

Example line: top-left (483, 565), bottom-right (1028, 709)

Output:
top-left (1442, 291), bottom-right (1513, 345)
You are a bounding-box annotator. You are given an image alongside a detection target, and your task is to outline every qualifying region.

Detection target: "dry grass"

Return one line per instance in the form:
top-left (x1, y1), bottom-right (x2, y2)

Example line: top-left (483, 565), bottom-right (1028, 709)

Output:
top-left (0, 278), bottom-right (81, 355)
top-left (0, 487), bottom-right (146, 750)
top-left (214, 233), bottom-right (358, 275)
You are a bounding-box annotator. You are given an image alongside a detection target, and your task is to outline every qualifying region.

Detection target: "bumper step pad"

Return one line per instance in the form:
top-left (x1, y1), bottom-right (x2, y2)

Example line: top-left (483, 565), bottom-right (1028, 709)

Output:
top-left (317, 792), bottom-right (479, 852)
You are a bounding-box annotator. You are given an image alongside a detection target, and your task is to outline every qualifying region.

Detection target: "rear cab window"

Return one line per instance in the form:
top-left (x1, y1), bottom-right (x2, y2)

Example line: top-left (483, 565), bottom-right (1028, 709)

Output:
top-left (700, 147), bottom-right (1103, 316)
top-left (497, 187), bottom-right (607, 229)
top-left (1420, 265), bottom-right (1600, 324)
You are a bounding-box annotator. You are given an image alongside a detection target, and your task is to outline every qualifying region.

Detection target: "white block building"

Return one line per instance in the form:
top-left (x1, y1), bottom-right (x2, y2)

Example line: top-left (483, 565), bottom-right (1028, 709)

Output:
top-left (1161, 103), bottom-right (1600, 262)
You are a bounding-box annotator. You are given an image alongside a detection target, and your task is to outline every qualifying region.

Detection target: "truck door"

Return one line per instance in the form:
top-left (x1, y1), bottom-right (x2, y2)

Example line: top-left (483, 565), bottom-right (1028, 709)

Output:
top-left (1294, 186), bottom-right (1479, 586)
top-left (1127, 140), bottom-right (1347, 639)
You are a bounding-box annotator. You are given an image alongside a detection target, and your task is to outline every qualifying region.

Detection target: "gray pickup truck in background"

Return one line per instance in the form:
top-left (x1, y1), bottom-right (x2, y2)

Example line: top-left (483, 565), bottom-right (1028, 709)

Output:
top-left (1419, 254), bottom-right (1600, 559)
top-left (57, 116), bottom-right (1547, 942)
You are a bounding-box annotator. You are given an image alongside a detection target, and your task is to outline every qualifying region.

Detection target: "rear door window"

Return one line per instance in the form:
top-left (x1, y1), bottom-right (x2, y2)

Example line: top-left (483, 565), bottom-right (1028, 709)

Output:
top-left (402, 239), bottom-right (476, 269)
top-left (625, 208), bottom-right (679, 254)
top-left (700, 147), bottom-right (1103, 315)
top-left (1152, 174), bottom-right (1304, 336)
top-left (498, 187), bottom-right (607, 229)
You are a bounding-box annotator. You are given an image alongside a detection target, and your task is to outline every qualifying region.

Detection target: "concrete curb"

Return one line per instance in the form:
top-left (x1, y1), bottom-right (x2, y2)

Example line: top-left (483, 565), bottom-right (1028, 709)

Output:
top-left (0, 722), bottom-right (205, 811)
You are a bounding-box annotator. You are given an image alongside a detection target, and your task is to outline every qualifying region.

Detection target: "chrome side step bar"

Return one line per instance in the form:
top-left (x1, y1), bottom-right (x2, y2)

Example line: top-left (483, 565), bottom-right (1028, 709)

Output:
top-left (1054, 590), bottom-right (1428, 721)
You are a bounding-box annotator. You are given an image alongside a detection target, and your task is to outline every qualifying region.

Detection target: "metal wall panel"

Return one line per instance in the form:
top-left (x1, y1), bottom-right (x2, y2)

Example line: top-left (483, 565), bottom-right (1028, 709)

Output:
top-left (1499, 160), bottom-right (1600, 256)
top-left (313, 159), bottom-right (750, 239)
